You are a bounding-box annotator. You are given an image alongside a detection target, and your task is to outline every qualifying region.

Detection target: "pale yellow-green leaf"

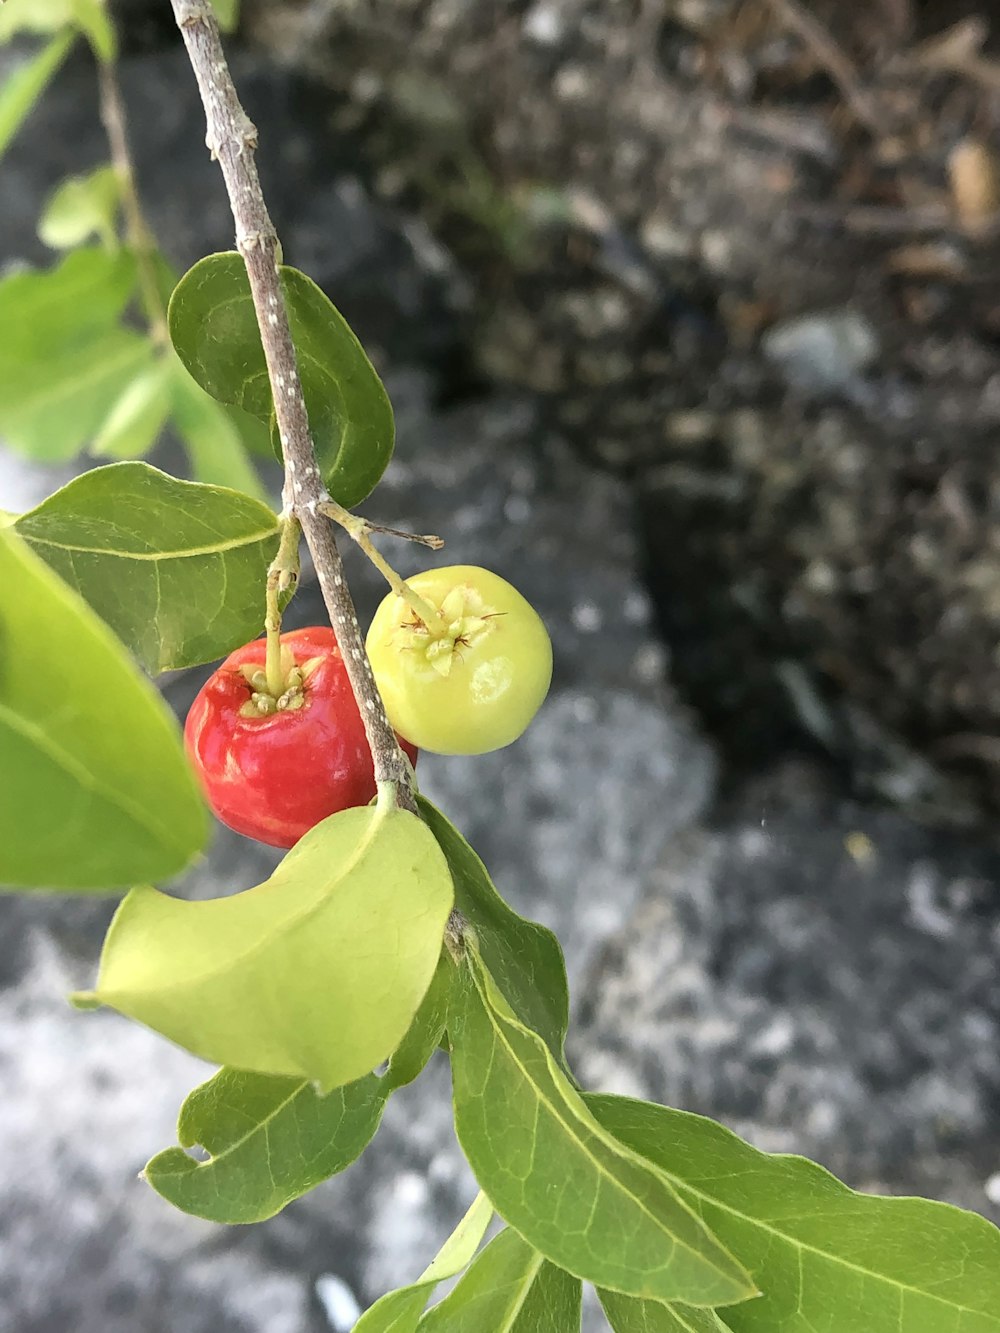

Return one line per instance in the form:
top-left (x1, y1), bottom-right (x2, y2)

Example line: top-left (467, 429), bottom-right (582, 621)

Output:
top-left (0, 31), bottom-right (73, 161)
top-left (38, 164), bottom-right (121, 250)
top-left (90, 359), bottom-right (172, 459)
top-left (354, 1192), bottom-right (494, 1333)
top-left (84, 802), bottom-right (455, 1090)
top-left (0, 527), bottom-right (207, 889)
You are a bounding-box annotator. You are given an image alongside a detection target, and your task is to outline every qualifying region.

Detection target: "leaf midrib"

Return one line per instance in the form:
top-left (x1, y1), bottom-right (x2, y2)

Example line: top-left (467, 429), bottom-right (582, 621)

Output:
top-left (609, 1116), bottom-right (1000, 1324)
top-left (0, 699), bottom-right (177, 854)
top-left (114, 801), bottom-right (393, 996)
top-left (495, 1251), bottom-right (545, 1332)
top-left (2, 336), bottom-right (149, 420)
top-left (20, 523), bottom-right (280, 561)
top-left (176, 1078), bottom-right (385, 1178)
top-left (470, 961), bottom-right (749, 1295)
top-left (418, 1241), bottom-right (544, 1333)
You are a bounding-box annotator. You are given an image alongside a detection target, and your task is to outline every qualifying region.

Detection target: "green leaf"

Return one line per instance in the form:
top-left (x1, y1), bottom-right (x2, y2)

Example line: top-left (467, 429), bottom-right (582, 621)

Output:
top-left (588, 1096), bottom-right (1000, 1333)
top-left (90, 359), bottom-right (172, 459)
top-left (449, 953), bottom-right (755, 1308)
top-left (14, 462), bottom-right (280, 673)
top-left (0, 528), bottom-right (207, 890)
top-left (38, 164), bottom-right (121, 250)
top-left (354, 1192), bottom-right (494, 1333)
top-left (417, 797), bottom-right (569, 1062)
top-left (145, 956), bottom-right (452, 1223)
top-left (599, 1289), bottom-right (732, 1333)
top-left (223, 401), bottom-right (276, 459)
top-left (169, 358), bottom-right (270, 502)
top-left (0, 0), bottom-right (74, 41)
top-left (0, 248), bottom-right (146, 461)
top-left (0, 31), bottom-right (74, 162)
top-left (210, 0), bottom-right (240, 32)
top-left (0, 328), bottom-right (152, 458)
top-left (68, 0), bottom-right (115, 59)
top-left (0, 0), bottom-right (115, 54)
top-left (82, 801), bottom-right (454, 1090)
top-left (168, 252), bottom-right (394, 507)
top-left (0, 247), bottom-right (136, 352)
top-left (384, 951), bottom-right (453, 1092)
top-left (418, 1229), bottom-right (581, 1332)
top-left (144, 1066), bottom-right (387, 1224)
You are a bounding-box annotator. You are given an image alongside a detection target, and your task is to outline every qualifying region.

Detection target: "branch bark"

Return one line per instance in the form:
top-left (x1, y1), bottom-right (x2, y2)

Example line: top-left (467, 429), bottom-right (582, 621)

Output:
top-left (168, 0), bottom-right (415, 809)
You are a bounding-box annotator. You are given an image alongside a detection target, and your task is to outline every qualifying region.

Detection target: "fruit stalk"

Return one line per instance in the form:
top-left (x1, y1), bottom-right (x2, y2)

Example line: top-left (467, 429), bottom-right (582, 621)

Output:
top-left (169, 0), bottom-right (416, 809)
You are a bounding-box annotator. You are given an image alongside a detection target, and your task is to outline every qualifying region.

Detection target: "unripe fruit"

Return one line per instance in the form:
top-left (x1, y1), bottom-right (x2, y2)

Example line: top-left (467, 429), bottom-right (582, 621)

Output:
top-left (366, 565), bottom-right (552, 755)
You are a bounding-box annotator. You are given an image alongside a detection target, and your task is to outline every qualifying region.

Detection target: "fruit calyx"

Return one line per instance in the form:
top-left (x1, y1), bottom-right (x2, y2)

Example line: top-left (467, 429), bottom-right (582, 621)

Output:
top-left (236, 647), bottom-right (324, 718)
top-left (401, 584), bottom-right (500, 677)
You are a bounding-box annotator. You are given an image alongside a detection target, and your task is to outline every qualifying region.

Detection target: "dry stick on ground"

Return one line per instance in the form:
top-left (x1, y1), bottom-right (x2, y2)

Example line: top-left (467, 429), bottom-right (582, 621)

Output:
top-left (169, 0), bottom-right (416, 811)
top-left (763, 0), bottom-right (884, 136)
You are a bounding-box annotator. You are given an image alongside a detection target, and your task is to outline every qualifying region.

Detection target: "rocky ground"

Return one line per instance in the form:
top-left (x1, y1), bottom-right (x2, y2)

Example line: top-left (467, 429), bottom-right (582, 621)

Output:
top-left (1, 5), bottom-right (1000, 1331)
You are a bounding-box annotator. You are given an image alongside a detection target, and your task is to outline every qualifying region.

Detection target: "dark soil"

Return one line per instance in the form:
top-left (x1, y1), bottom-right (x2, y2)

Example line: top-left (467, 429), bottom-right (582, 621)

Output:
top-left (243, 0), bottom-right (1000, 828)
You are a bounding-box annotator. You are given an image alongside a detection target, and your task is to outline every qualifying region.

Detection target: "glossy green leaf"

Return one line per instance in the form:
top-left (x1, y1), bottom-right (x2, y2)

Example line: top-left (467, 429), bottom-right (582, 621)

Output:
top-left (14, 462), bottom-right (280, 673)
top-left (383, 951), bottom-right (453, 1093)
top-left (38, 164), bottom-right (121, 250)
top-left (0, 248), bottom-right (146, 461)
top-left (588, 1095), bottom-right (1000, 1333)
top-left (144, 1066), bottom-right (387, 1224)
top-left (223, 401), bottom-right (275, 458)
top-left (419, 1229), bottom-right (581, 1332)
top-left (449, 953), bottom-right (754, 1308)
top-left (168, 252), bottom-right (394, 506)
top-left (169, 358), bottom-right (270, 502)
top-left (0, 528), bottom-right (207, 890)
top-left (90, 359), bottom-right (172, 459)
top-left (417, 797), bottom-right (569, 1061)
top-left (145, 961), bottom-right (451, 1224)
top-left (0, 31), bottom-right (73, 161)
top-left (599, 1289), bottom-right (732, 1333)
top-left (82, 801), bottom-right (454, 1090)
top-left (354, 1192), bottom-right (494, 1333)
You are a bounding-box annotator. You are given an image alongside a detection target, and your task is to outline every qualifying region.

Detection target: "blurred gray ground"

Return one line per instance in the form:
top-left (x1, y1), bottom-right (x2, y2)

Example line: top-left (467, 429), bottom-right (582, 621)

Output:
top-left (1, 13), bottom-right (1000, 1333)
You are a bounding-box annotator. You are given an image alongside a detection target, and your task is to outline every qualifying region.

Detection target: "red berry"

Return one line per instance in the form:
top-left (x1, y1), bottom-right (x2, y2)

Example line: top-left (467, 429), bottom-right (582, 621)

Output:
top-left (184, 626), bottom-right (418, 848)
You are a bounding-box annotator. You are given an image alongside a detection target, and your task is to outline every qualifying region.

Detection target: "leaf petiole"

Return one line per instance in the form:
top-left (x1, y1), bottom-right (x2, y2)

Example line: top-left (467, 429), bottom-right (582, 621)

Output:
top-left (318, 499), bottom-right (448, 635)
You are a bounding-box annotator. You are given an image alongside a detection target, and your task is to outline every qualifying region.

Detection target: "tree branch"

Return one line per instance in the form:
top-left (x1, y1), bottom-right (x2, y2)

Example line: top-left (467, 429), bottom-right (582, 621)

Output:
top-left (168, 0), bottom-right (415, 809)
top-left (96, 56), bottom-right (169, 346)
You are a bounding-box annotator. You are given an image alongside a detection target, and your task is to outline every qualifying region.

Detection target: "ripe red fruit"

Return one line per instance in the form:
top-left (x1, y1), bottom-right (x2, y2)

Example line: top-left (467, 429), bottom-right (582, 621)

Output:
top-left (184, 626), bottom-right (418, 849)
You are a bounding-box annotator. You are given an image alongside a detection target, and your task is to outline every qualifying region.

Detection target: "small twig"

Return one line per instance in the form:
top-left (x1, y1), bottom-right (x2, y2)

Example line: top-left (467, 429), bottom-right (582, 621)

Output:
top-left (763, 0), bottom-right (884, 136)
top-left (363, 520), bottom-right (444, 551)
top-left (169, 0), bottom-right (415, 808)
top-left (96, 58), bottom-right (169, 346)
top-left (318, 499), bottom-right (448, 634)
top-left (789, 199), bottom-right (957, 235)
top-left (905, 17), bottom-right (1000, 94)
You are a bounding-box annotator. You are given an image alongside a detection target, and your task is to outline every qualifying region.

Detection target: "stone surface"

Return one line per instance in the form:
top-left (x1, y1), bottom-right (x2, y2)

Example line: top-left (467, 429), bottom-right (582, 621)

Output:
top-left (3, 11), bottom-right (1000, 1333)
top-left (573, 758), bottom-right (1000, 1221)
top-left (243, 0), bottom-right (1000, 822)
